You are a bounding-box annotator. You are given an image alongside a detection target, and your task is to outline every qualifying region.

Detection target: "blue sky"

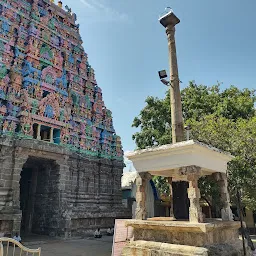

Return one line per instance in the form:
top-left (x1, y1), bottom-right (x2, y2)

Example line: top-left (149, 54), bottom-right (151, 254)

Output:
top-left (64, 0), bottom-right (256, 154)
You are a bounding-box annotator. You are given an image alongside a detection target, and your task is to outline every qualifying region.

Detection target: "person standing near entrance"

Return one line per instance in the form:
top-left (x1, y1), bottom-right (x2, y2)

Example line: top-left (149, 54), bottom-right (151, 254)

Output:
top-left (13, 233), bottom-right (22, 244)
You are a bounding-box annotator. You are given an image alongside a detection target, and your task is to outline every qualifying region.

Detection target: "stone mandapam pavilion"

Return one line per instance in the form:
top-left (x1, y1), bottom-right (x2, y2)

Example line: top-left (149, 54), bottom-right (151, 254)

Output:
top-left (123, 140), bottom-right (251, 255)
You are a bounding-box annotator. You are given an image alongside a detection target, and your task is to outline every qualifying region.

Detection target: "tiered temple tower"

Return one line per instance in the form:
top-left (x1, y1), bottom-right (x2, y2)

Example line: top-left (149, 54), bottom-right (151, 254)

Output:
top-left (0, 0), bottom-right (128, 237)
top-left (0, 0), bottom-right (122, 159)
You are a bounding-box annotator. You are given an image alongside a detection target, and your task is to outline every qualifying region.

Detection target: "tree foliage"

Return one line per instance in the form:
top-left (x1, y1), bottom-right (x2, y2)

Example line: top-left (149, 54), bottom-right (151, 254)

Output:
top-left (132, 94), bottom-right (171, 149)
top-left (132, 81), bottom-right (256, 210)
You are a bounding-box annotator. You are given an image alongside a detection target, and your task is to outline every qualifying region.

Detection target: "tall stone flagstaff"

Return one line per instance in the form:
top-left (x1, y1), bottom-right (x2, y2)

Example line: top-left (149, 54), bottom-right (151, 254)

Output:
top-left (122, 8), bottom-right (249, 256)
top-left (159, 10), bottom-right (188, 220)
top-left (159, 10), bottom-right (184, 143)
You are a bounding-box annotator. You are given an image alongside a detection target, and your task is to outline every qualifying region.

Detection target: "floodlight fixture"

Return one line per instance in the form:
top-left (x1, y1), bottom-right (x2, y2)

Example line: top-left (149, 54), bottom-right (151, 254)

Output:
top-left (160, 79), bottom-right (170, 86)
top-left (158, 70), bottom-right (170, 86)
top-left (158, 70), bottom-right (168, 79)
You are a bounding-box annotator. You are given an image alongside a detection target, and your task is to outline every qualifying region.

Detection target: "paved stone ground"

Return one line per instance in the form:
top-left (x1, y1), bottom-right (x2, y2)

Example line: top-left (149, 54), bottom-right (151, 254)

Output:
top-left (25, 236), bottom-right (113, 256)
top-left (18, 235), bottom-right (256, 256)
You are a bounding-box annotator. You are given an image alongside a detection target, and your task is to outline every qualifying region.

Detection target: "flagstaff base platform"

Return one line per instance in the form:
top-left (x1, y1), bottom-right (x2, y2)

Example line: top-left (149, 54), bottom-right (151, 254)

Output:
top-left (122, 219), bottom-right (252, 256)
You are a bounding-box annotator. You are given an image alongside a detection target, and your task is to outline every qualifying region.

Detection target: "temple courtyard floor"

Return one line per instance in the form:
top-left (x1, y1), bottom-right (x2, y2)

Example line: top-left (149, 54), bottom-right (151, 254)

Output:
top-left (21, 234), bottom-right (256, 256)
top-left (23, 235), bottom-right (113, 256)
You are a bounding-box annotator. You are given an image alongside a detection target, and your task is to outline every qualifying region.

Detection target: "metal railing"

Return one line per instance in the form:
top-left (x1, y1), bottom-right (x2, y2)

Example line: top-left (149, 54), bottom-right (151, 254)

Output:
top-left (0, 238), bottom-right (41, 256)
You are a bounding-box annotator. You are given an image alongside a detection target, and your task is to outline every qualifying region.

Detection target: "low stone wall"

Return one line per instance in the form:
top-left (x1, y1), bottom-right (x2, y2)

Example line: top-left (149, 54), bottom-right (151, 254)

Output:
top-left (123, 220), bottom-right (252, 256)
top-left (122, 240), bottom-right (249, 256)
top-left (122, 241), bottom-right (209, 256)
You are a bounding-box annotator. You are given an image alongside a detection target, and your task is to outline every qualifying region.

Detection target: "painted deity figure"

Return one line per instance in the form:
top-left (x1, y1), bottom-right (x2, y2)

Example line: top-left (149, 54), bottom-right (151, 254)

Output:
top-left (0, 105), bottom-right (7, 115)
top-left (34, 85), bottom-right (42, 99)
top-left (38, 104), bottom-right (45, 116)
top-left (61, 128), bottom-right (69, 143)
top-left (0, 75), bottom-right (9, 93)
top-left (9, 121), bottom-right (16, 132)
top-left (54, 51), bottom-right (63, 67)
top-left (2, 120), bottom-right (9, 133)
top-left (21, 116), bottom-right (33, 136)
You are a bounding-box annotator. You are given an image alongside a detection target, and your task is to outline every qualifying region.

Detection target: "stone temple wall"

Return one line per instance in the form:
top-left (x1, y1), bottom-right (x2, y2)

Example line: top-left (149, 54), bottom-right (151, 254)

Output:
top-left (0, 137), bottom-right (129, 237)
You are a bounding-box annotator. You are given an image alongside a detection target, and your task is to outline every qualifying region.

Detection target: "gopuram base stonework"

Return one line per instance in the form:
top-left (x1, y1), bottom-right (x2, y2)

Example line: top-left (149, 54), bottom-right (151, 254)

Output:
top-left (0, 0), bottom-right (129, 237)
top-left (0, 137), bottom-right (127, 238)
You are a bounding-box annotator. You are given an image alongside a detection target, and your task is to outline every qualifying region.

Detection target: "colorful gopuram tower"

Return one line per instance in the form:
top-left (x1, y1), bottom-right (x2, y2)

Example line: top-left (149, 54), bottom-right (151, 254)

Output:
top-left (0, 0), bottom-right (128, 237)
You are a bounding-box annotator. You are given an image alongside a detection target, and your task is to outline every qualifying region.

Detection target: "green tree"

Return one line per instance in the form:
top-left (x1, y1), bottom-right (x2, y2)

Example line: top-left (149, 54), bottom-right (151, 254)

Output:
top-left (132, 94), bottom-right (171, 149)
top-left (132, 82), bottom-right (256, 210)
top-left (182, 82), bottom-right (255, 121)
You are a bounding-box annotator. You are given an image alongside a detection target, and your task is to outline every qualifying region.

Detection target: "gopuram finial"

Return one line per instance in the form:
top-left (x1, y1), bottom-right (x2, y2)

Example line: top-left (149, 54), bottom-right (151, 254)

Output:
top-left (65, 5), bottom-right (72, 14)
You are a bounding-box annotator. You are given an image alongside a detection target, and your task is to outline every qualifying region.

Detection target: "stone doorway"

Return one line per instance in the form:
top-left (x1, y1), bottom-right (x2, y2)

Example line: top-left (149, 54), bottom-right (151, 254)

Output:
top-left (20, 157), bottom-right (59, 236)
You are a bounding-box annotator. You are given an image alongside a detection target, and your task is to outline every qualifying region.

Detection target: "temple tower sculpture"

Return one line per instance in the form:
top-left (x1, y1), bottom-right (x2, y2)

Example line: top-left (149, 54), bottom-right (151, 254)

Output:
top-left (0, 0), bottom-right (128, 237)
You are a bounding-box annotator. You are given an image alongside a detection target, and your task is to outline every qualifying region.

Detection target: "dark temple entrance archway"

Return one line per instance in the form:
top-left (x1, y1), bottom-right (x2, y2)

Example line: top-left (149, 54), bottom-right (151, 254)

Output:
top-left (20, 157), bottom-right (59, 235)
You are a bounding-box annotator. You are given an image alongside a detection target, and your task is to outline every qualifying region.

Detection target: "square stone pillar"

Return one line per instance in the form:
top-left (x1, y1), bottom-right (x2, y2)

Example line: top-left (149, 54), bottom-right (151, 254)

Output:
top-left (36, 124), bottom-right (41, 140)
top-left (213, 173), bottom-right (233, 221)
top-left (135, 172), bottom-right (151, 220)
top-left (187, 174), bottom-right (203, 223)
top-left (50, 127), bottom-right (54, 143)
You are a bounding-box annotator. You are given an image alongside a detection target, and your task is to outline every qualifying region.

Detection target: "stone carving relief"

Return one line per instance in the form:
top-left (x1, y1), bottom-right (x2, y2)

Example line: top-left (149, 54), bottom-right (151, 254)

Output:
top-left (0, 0), bottom-right (123, 161)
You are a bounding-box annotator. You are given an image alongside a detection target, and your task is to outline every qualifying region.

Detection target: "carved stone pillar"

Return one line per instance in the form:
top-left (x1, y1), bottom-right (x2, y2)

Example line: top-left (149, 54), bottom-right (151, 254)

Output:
top-left (36, 124), bottom-right (41, 140)
top-left (187, 174), bottom-right (203, 223)
top-left (50, 127), bottom-right (54, 143)
top-left (179, 166), bottom-right (203, 223)
top-left (213, 173), bottom-right (233, 221)
top-left (135, 172), bottom-right (151, 220)
top-left (167, 177), bottom-right (174, 218)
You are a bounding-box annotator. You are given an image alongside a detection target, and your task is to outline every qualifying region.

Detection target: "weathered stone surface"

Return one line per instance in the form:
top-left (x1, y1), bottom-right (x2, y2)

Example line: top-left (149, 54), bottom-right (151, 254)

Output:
top-left (122, 240), bottom-right (208, 256)
top-left (0, 138), bottom-right (130, 237)
top-left (122, 240), bottom-right (252, 256)
top-left (212, 173), bottom-right (233, 221)
top-left (206, 240), bottom-right (252, 256)
top-left (123, 220), bottom-right (252, 256)
top-left (187, 173), bottom-right (203, 223)
top-left (126, 220), bottom-right (240, 247)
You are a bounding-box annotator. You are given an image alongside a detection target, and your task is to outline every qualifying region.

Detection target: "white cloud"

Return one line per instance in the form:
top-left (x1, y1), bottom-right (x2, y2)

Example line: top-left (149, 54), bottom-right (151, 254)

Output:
top-left (79, 0), bottom-right (94, 9)
top-left (123, 154), bottom-right (136, 173)
top-left (79, 0), bottom-right (130, 23)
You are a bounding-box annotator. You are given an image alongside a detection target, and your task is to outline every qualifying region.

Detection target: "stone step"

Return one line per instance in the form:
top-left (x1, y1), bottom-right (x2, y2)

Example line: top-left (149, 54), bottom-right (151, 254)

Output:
top-left (122, 240), bottom-right (208, 256)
